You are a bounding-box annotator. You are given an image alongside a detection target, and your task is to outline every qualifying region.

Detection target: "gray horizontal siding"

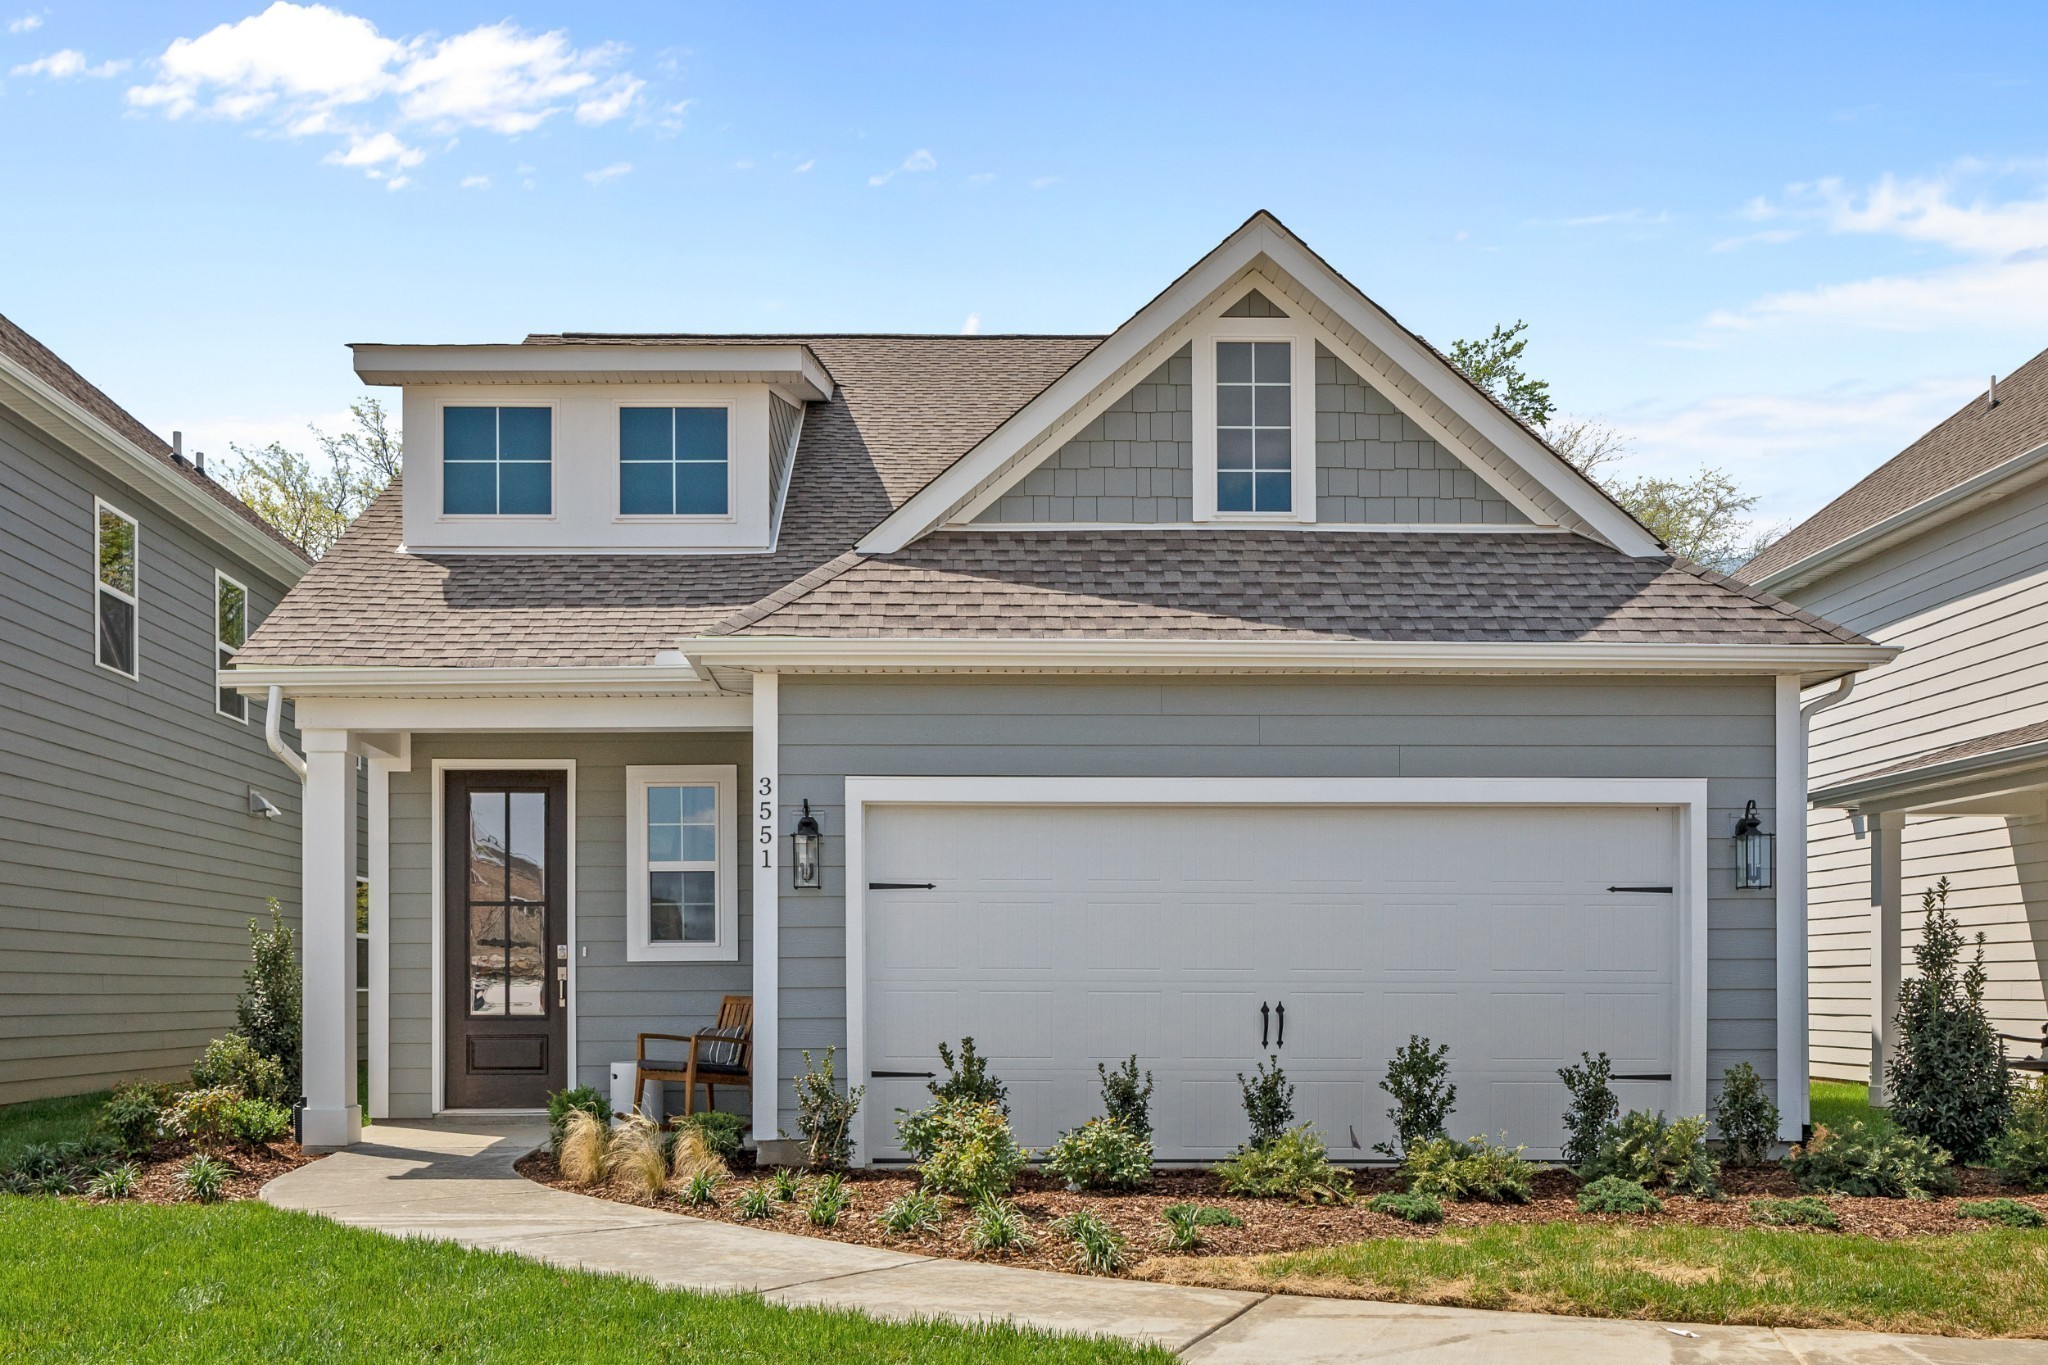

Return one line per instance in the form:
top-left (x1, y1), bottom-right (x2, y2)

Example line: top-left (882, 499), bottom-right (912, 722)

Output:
top-left (775, 676), bottom-right (1779, 1133)
top-left (0, 408), bottom-right (306, 1104)
top-left (385, 732), bottom-right (752, 1120)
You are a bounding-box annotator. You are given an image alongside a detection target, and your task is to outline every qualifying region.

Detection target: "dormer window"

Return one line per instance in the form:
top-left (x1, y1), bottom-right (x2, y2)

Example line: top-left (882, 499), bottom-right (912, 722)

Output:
top-left (1215, 341), bottom-right (1292, 513)
top-left (443, 406), bottom-right (553, 516)
top-left (620, 406), bottom-right (731, 517)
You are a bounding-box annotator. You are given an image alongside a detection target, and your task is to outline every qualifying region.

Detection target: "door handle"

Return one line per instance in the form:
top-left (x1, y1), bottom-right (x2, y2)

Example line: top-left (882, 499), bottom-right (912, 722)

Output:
top-left (556, 967), bottom-right (567, 1008)
top-left (1275, 1001), bottom-right (1286, 1049)
top-left (1260, 1001), bottom-right (1270, 1049)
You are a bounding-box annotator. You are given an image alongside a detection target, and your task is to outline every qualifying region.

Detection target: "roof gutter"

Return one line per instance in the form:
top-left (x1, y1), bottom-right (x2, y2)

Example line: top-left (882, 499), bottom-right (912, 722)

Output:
top-left (0, 352), bottom-right (310, 584)
top-left (1753, 437), bottom-right (2048, 595)
top-left (225, 662), bottom-right (715, 699)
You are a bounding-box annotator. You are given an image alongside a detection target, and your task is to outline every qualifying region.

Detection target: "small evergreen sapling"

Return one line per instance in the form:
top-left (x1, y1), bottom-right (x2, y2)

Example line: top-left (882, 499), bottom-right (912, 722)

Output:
top-left (931, 1037), bottom-right (1008, 1113)
top-left (1097, 1055), bottom-right (1154, 1139)
top-left (1237, 1056), bottom-right (1295, 1149)
top-left (1887, 878), bottom-right (2012, 1162)
top-left (237, 902), bottom-right (302, 1099)
top-left (1715, 1062), bottom-right (1781, 1167)
top-left (1557, 1051), bottom-right (1619, 1172)
top-left (793, 1047), bottom-right (864, 1170)
top-left (1375, 1035), bottom-right (1455, 1159)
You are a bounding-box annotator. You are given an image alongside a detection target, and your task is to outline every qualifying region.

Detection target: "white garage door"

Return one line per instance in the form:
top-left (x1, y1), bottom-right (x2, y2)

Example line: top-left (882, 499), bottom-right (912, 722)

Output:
top-left (862, 802), bottom-right (1680, 1162)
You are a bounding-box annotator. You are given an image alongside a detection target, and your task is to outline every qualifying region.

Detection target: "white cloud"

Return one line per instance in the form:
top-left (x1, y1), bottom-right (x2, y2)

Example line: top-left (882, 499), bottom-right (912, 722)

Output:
top-left (323, 129), bottom-right (421, 168)
top-left (460, 173), bottom-right (489, 189)
top-left (1029, 175), bottom-right (1060, 190)
top-left (1707, 167), bottom-right (2048, 332)
top-left (7, 13), bottom-right (44, 33)
top-left (791, 158), bottom-right (813, 174)
top-left (960, 312), bottom-right (980, 335)
top-left (1557, 208), bottom-right (1673, 228)
top-left (965, 171), bottom-right (995, 186)
top-left (120, 4), bottom-right (647, 183)
top-left (584, 160), bottom-right (631, 185)
top-left (1709, 228), bottom-right (1799, 253)
top-left (868, 147), bottom-right (935, 186)
top-left (12, 49), bottom-right (128, 78)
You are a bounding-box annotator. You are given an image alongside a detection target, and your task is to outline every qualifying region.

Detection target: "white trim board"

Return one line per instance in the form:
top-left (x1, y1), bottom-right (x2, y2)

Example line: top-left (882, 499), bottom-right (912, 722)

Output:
top-left (429, 759), bottom-right (578, 1116)
top-left (365, 735), bottom-right (413, 1121)
top-left (842, 775), bottom-right (1713, 1166)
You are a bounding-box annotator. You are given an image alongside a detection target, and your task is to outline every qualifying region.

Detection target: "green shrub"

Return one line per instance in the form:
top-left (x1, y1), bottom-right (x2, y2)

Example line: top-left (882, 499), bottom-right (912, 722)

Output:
top-left (1576, 1175), bottom-right (1663, 1215)
top-left (735, 1185), bottom-right (774, 1219)
top-left (674, 1110), bottom-right (746, 1164)
top-left (191, 1032), bottom-right (291, 1105)
top-left (1213, 1125), bottom-right (1353, 1204)
top-left (1557, 1052), bottom-right (1618, 1171)
top-left (1054, 1210), bottom-right (1127, 1274)
top-left (769, 1167), bottom-right (802, 1202)
top-left (85, 1163), bottom-right (140, 1201)
top-left (166, 1087), bottom-right (243, 1151)
top-left (1955, 1198), bottom-right (2045, 1228)
top-left (1750, 1196), bottom-right (1840, 1229)
top-left (1992, 1077), bottom-right (2048, 1192)
top-left (545, 1086), bottom-right (611, 1158)
top-left (794, 1047), bottom-right (863, 1171)
top-left (1097, 1056), bottom-right (1154, 1139)
top-left (1159, 1202), bottom-right (1242, 1250)
top-left (236, 902), bottom-right (302, 1099)
top-left (176, 1154), bottom-right (233, 1204)
top-left (1041, 1117), bottom-right (1152, 1191)
top-left (879, 1188), bottom-right (945, 1236)
top-left (1714, 1062), bottom-right (1780, 1168)
top-left (1367, 1191), bottom-right (1444, 1224)
top-left (807, 1173), bottom-right (849, 1227)
top-left (899, 1098), bottom-right (1027, 1199)
top-left (228, 1098), bottom-right (293, 1147)
top-left (1886, 878), bottom-right (2012, 1162)
top-left (1581, 1110), bottom-right (1719, 1196)
top-left (930, 1037), bottom-right (1008, 1113)
top-left (680, 1171), bottom-right (719, 1207)
top-left (1787, 1120), bottom-right (1957, 1199)
top-left (100, 1081), bottom-right (171, 1153)
top-left (966, 1195), bottom-right (1031, 1253)
top-left (1376, 1035), bottom-right (1456, 1159)
top-left (1400, 1135), bottom-right (1534, 1204)
top-left (1237, 1057), bottom-right (1294, 1149)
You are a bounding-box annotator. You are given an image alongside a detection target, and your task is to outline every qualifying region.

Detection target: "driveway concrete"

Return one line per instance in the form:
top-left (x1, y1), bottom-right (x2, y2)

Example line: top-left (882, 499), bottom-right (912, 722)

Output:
top-left (262, 1118), bottom-right (2044, 1361)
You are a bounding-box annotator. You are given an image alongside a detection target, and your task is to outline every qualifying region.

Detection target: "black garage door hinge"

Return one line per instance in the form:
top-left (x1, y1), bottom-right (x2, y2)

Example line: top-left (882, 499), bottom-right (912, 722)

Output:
top-left (1606, 885), bottom-right (1674, 893)
top-left (868, 881), bottom-right (936, 890)
top-left (870, 1070), bottom-right (937, 1079)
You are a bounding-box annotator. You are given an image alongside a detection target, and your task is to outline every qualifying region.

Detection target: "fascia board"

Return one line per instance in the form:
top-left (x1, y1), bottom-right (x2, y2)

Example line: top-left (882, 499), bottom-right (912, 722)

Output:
top-left (1752, 438), bottom-right (2048, 595)
top-left (223, 663), bottom-right (717, 697)
top-left (351, 343), bottom-right (834, 400)
top-left (0, 357), bottom-right (310, 584)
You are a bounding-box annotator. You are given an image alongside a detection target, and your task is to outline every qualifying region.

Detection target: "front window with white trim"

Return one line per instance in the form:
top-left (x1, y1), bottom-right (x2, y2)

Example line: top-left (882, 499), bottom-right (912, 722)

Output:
top-left (216, 571), bottom-right (248, 720)
top-left (94, 499), bottom-right (138, 677)
top-left (626, 765), bottom-right (737, 962)
top-left (1215, 340), bottom-right (1292, 513)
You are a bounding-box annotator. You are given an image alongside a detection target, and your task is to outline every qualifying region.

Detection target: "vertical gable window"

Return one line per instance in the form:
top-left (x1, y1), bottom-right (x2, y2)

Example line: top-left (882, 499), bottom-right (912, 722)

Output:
top-left (1215, 340), bottom-right (1292, 513)
top-left (216, 571), bottom-right (247, 721)
top-left (94, 499), bottom-right (137, 677)
top-left (619, 407), bottom-right (730, 516)
top-left (443, 406), bottom-right (552, 515)
top-left (625, 765), bottom-right (737, 962)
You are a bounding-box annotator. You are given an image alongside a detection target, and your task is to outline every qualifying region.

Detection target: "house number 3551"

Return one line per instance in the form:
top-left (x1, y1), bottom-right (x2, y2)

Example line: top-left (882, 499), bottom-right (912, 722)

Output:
top-left (757, 776), bottom-right (775, 869)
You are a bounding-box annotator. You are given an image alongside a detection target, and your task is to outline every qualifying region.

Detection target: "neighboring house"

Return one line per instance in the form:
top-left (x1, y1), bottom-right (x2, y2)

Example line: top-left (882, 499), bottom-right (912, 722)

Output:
top-left (230, 213), bottom-right (1890, 1157)
top-left (0, 313), bottom-right (312, 1104)
top-left (1745, 351), bottom-right (2048, 1091)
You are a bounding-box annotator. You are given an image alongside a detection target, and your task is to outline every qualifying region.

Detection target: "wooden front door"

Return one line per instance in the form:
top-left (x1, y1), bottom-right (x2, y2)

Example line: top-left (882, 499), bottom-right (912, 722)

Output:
top-left (444, 771), bottom-right (569, 1109)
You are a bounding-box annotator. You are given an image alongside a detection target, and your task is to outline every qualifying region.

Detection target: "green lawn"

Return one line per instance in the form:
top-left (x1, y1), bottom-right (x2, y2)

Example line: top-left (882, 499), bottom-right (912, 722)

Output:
top-left (0, 1199), bottom-right (1167, 1364)
top-left (0, 1092), bottom-right (106, 1166)
top-left (1811, 1080), bottom-right (1888, 1134)
top-left (1197, 1221), bottom-right (2048, 1337)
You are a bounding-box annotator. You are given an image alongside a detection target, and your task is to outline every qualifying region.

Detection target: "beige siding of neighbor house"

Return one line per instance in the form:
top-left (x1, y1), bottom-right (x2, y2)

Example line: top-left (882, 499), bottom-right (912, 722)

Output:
top-left (1798, 473), bottom-right (2048, 1082)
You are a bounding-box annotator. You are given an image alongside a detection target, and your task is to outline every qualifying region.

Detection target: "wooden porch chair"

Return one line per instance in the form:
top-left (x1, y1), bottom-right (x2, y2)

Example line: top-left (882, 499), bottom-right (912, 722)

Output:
top-left (635, 995), bottom-right (753, 1119)
top-left (2001, 1023), bottom-right (2048, 1078)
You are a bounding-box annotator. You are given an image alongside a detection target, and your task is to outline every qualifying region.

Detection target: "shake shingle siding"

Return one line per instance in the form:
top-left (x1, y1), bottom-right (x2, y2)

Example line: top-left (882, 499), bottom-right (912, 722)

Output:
top-left (1314, 346), bottom-right (1528, 525)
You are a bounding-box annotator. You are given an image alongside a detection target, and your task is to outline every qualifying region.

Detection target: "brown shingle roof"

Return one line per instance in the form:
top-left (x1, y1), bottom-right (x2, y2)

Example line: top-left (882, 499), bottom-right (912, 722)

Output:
top-left (718, 529), bottom-right (1868, 645)
top-left (1818, 717), bottom-right (2048, 797)
top-left (0, 311), bottom-right (309, 564)
top-left (1744, 345), bottom-right (2048, 581)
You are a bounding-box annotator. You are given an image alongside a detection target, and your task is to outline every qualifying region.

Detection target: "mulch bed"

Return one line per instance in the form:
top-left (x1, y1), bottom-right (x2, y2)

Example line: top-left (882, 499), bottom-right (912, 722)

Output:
top-left (516, 1153), bottom-right (2048, 1279)
top-left (71, 1139), bottom-right (313, 1207)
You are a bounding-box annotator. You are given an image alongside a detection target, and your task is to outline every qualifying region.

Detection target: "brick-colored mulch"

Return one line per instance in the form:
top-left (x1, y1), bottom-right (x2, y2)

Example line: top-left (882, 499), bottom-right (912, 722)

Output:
top-left (516, 1153), bottom-right (2048, 1279)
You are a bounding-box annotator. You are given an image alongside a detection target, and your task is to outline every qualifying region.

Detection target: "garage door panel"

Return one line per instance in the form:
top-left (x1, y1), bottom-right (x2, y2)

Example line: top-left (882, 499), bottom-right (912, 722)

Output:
top-left (872, 988), bottom-right (955, 1067)
top-left (1178, 1079), bottom-right (1248, 1153)
top-left (1281, 898), bottom-right (1369, 971)
top-left (1186, 901), bottom-right (1263, 971)
top-left (1084, 991), bottom-right (1164, 1060)
top-left (974, 899), bottom-right (1057, 971)
top-left (1375, 898), bottom-right (1460, 974)
top-left (1282, 991), bottom-right (1370, 1062)
top-left (1488, 993), bottom-right (1566, 1060)
top-left (1089, 900), bottom-right (1167, 972)
top-left (1183, 991), bottom-right (1262, 1061)
top-left (1579, 991), bottom-right (1674, 1067)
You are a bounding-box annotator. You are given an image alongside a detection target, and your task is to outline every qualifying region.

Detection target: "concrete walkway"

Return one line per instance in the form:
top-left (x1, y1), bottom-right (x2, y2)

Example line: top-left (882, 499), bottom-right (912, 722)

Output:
top-left (263, 1118), bottom-right (2040, 1363)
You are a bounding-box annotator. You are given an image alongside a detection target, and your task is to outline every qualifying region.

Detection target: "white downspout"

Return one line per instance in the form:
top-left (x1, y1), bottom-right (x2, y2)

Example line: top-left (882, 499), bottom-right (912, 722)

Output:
top-left (1802, 674), bottom-right (1856, 723)
top-left (265, 685), bottom-right (307, 781)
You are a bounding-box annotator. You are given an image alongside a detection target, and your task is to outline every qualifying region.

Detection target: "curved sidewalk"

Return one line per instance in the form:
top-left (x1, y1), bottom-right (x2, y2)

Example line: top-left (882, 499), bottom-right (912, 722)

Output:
top-left (264, 1118), bottom-right (2037, 1363)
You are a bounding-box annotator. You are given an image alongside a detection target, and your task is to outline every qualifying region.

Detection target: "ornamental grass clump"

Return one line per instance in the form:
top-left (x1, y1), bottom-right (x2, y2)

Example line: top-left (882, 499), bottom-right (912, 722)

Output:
top-left (669, 1127), bottom-right (728, 1186)
top-left (1213, 1125), bottom-right (1353, 1204)
top-left (84, 1162), bottom-right (140, 1201)
top-left (879, 1188), bottom-right (946, 1237)
top-left (606, 1116), bottom-right (669, 1201)
top-left (1786, 1120), bottom-right (1956, 1199)
top-left (807, 1173), bottom-right (849, 1227)
top-left (546, 1086), bottom-right (611, 1159)
top-left (1376, 1036), bottom-right (1456, 1159)
top-left (898, 1097), bottom-right (1027, 1199)
top-left (176, 1154), bottom-right (233, 1204)
top-left (769, 1167), bottom-right (803, 1202)
top-left (1054, 1210), bottom-right (1128, 1274)
top-left (966, 1195), bottom-right (1032, 1254)
top-left (557, 1108), bottom-right (608, 1187)
top-left (680, 1171), bottom-right (720, 1208)
top-left (1399, 1134), bottom-right (1534, 1204)
top-left (736, 1185), bottom-right (774, 1220)
top-left (1041, 1117), bottom-right (1152, 1191)
top-left (1575, 1175), bottom-right (1663, 1215)
top-left (1714, 1062), bottom-right (1781, 1168)
top-left (673, 1110), bottom-right (745, 1165)
top-left (1160, 1202), bottom-right (1242, 1250)
top-left (1750, 1195), bottom-right (1840, 1229)
top-left (1580, 1110), bottom-right (1719, 1196)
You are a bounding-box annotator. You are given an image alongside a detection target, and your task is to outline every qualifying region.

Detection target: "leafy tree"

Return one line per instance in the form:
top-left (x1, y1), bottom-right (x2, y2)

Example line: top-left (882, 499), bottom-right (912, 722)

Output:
top-left (1447, 322), bottom-right (1554, 429)
top-left (237, 901), bottom-right (302, 1099)
top-left (1887, 877), bottom-right (2012, 1161)
top-left (220, 397), bottom-right (401, 558)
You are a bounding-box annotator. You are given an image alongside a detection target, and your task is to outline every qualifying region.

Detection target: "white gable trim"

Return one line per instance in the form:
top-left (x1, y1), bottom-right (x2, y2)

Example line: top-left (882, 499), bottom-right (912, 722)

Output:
top-left (861, 213), bottom-right (1660, 556)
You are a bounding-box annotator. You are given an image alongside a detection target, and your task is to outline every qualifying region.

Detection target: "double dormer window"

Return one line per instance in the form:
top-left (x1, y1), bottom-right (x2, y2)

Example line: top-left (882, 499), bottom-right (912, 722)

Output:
top-left (443, 406), bottom-right (553, 516)
top-left (620, 407), bottom-right (730, 517)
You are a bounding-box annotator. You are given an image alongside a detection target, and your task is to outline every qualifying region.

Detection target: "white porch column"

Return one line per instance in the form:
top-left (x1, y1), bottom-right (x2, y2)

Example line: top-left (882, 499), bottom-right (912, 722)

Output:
top-left (1869, 809), bottom-right (1905, 1102)
top-left (1774, 675), bottom-right (1811, 1137)
top-left (301, 728), bottom-right (360, 1148)
top-left (751, 674), bottom-right (780, 1143)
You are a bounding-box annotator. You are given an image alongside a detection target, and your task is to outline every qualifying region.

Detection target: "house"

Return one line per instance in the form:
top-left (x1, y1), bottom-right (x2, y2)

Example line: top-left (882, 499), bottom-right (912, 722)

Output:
top-left (0, 313), bottom-right (312, 1104)
top-left (229, 213), bottom-right (1891, 1158)
top-left (1743, 351), bottom-right (2048, 1093)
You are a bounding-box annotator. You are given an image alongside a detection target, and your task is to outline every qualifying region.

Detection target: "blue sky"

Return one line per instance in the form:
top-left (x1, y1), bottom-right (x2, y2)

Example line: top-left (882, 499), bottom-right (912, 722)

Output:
top-left (5, 2), bottom-right (2048, 532)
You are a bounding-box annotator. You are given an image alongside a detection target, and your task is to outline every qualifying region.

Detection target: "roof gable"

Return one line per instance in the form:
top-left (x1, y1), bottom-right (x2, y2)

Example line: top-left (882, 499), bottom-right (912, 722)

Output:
top-left (858, 212), bottom-right (1661, 556)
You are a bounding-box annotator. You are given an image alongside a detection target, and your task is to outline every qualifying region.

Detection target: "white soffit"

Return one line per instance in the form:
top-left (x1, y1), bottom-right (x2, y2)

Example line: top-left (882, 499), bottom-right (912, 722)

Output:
top-left (860, 212), bottom-right (1661, 556)
top-left (351, 343), bottom-right (834, 403)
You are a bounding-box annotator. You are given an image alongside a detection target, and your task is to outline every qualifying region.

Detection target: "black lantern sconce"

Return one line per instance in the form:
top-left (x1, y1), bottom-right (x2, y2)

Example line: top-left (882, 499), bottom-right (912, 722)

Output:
top-left (1733, 799), bottom-right (1773, 890)
top-left (790, 800), bottom-right (823, 890)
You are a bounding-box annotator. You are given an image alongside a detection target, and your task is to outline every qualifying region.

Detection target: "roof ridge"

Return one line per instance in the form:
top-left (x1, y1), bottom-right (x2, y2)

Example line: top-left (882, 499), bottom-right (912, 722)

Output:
top-left (702, 549), bottom-right (871, 637)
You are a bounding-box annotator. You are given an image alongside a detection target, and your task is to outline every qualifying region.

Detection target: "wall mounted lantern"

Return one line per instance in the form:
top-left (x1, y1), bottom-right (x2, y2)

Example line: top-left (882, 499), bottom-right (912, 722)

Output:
top-left (1733, 799), bottom-right (1773, 890)
top-left (790, 799), bottom-right (823, 890)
